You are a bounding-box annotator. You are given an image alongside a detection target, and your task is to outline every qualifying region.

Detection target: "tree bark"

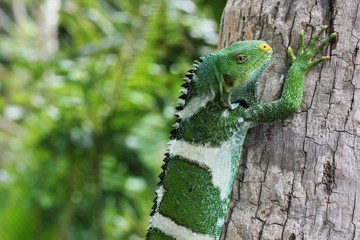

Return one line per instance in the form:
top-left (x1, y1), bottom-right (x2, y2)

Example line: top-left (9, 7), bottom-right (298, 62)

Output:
top-left (219, 1), bottom-right (360, 239)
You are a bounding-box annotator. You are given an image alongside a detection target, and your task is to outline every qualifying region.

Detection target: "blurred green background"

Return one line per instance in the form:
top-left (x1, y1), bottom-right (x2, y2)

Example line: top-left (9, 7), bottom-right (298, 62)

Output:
top-left (0, 0), bottom-right (225, 239)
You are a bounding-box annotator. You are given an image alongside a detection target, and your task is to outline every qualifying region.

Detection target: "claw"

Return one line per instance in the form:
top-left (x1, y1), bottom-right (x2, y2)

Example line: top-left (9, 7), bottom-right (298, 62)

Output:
top-left (307, 25), bottom-right (329, 51)
top-left (309, 56), bottom-right (331, 69)
top-left (288, 46), bottom-right (296, 61)
top-left (312, 32), bottom-right (337, 57)
top-left (299, 30), bottom-right (305, 53)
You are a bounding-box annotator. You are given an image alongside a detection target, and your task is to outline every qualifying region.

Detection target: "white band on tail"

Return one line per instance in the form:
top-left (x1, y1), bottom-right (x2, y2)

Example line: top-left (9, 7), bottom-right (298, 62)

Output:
top-left (151, 213), bottom-right (213, 240)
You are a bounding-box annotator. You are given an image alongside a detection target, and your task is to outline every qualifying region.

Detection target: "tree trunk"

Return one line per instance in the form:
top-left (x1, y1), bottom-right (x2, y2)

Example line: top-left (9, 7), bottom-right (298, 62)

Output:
top-left (219, 1), bottom-right (360, 239)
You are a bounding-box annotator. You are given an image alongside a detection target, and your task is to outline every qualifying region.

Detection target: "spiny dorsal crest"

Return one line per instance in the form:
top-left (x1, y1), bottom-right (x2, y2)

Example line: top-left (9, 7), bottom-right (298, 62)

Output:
top-left (147, 57), bottom-right (203, 224)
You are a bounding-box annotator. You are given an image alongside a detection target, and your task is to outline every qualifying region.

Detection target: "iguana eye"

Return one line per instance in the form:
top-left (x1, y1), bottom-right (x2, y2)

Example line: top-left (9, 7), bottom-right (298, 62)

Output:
top-left (236, 55), bottom-right (246, 63)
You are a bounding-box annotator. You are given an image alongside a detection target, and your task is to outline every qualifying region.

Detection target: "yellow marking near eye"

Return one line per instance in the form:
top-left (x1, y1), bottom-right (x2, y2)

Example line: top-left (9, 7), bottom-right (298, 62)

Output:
top-left (260, 43), bottom-right (270, 51)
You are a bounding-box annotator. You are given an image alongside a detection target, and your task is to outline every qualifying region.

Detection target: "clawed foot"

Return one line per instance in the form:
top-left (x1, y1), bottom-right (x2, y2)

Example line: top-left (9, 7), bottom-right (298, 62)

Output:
top-left (288, 26), bottom-right (337, 72)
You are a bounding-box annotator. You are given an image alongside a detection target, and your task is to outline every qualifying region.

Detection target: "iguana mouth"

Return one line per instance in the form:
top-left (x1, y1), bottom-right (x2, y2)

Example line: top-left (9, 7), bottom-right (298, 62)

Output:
top-left (236, 99), bottom-right (250, 108)
top-left (230, 99), bottom-right (250, 109)
top-left (223, 74), bottom-right (251, 109)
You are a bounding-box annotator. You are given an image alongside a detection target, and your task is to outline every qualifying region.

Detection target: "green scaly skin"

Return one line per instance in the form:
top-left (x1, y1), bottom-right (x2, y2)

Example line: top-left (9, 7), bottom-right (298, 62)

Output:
top-left (146, 26), bottom-right (336, 240)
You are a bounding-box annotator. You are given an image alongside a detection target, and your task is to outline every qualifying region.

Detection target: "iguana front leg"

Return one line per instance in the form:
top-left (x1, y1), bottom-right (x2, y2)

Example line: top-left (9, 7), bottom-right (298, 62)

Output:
top-left (238, 26), bottom-right (336, 123)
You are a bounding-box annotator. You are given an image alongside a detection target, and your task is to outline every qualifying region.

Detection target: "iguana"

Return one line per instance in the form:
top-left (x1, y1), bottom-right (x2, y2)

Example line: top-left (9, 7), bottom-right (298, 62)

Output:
top-left (146, 26), bottom-right (336, 240)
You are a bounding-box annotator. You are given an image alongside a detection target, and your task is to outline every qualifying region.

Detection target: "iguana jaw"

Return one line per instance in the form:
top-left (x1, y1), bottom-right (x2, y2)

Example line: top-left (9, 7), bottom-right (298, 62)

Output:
top-left (228, 56), bottom-right (271, 109)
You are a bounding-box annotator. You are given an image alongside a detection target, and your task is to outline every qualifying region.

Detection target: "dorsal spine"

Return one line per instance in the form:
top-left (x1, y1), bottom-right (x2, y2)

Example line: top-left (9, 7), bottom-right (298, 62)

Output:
top-left (147, 58), bottom-right (201, 222)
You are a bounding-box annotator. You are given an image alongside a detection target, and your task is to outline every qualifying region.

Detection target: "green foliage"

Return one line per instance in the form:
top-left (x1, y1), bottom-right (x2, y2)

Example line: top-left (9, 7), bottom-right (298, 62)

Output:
top-left (0, 0), bottom-right (224, 239)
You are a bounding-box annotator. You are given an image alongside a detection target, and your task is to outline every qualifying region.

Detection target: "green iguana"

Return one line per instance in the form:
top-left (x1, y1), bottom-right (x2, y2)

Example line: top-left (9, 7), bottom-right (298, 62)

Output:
top-left (146, 26), bottom-right (336, 240)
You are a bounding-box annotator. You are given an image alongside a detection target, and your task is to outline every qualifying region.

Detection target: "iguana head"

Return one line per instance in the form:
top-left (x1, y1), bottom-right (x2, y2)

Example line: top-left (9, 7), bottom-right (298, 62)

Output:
top-left (216, 40), bottom-right (272, 109)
